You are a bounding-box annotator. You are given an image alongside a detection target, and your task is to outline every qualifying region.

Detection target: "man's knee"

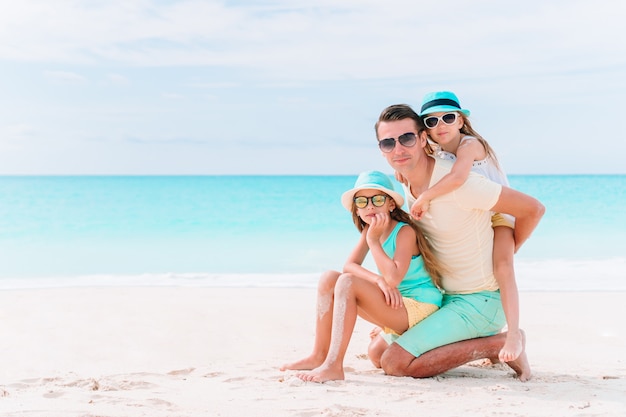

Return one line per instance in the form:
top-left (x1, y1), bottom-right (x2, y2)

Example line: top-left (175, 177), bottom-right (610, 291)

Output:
top-left (380, 343), bottom-right (413, 376)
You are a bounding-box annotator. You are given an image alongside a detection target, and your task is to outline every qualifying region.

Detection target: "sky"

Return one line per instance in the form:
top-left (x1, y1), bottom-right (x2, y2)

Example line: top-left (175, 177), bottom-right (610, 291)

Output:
top-left (1, 0), bottom-right (625, 175)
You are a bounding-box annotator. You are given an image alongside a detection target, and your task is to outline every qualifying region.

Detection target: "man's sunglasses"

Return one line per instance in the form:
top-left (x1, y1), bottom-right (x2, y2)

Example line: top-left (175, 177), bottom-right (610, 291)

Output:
top-left (423, 112), bottom-right (458, 129)
top-left (354, 194), bottom-right (388, 209)
top-left (378, 132), bottom-right (417, 153)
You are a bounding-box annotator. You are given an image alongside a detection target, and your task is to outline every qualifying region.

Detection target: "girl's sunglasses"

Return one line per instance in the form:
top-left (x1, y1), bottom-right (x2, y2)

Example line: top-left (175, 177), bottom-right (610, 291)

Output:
top-left (378, 132), bottom-right (417, 153)
top-left (354, 194), bottom-right (387, 209)
top-left (423, 112), bottom-right (458, 129)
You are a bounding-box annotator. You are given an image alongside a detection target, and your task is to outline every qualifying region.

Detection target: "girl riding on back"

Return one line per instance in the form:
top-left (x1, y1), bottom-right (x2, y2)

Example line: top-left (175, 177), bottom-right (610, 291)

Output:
top-left (410, 91), bottom-right (523, 362)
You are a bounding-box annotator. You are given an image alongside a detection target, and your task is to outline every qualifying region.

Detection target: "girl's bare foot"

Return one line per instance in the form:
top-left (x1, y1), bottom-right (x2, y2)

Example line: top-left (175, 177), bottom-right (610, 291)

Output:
top-left (280, 353), bottom-right (326, 371)
top-left (296, 364), bottom-right (344, 383)
top-left (499, 328), bottom-right (524, 362)
top-left (505, 329), bottom-right (532, 382)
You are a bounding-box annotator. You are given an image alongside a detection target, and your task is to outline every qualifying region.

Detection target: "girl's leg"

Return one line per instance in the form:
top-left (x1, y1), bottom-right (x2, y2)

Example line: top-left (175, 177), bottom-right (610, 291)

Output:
top-left (280, 270), bottom-right (341, 371)
top-left (297, 273), bottom-right (408, 382)
top-left (493, 226), bottom-right (523, 362)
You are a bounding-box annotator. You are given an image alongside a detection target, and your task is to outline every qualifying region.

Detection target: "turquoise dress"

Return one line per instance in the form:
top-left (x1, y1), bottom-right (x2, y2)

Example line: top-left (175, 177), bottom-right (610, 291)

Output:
top-left (380, 222), bottom-right (442, 307)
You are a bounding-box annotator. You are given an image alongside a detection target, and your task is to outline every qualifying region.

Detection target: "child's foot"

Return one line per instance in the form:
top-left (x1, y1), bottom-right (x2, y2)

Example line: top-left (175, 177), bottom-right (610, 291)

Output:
top-left (498, 328), bottom-right (524, 362)
top-left (505, 329), bottom-right (531, 382)
top-left (296, 364), bottom-right (344, 383)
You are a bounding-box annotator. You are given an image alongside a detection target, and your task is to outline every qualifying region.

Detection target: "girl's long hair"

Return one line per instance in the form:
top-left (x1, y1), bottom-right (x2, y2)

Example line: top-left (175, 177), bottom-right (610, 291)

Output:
top-left (351, 203), bottom-right (445, 289)
top-left (458, 115), bottom-right (501, 170)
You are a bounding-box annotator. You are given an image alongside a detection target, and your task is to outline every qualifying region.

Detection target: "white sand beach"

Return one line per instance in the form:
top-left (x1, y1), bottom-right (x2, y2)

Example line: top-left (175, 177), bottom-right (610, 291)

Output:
top-left (0, 286), bottom-right (624, 416)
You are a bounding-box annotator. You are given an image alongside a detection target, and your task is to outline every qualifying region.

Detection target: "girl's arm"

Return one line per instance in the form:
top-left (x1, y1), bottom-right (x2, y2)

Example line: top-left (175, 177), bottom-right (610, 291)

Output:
top-left (366, 221), bottom-right (416, 287)
top-left (367, 221), bottom-right (417, 309)
top-left (342, 229), bottom-right (381, 283)
top-left (411, 137), bottom-right (484, 219)
top-left (343, 226), bottom-right (405, 308)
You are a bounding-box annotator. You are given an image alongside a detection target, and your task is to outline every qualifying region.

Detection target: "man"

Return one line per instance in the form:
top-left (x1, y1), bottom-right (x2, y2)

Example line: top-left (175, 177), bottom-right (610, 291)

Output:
top-left (370, 104), bottom-right (545, 381)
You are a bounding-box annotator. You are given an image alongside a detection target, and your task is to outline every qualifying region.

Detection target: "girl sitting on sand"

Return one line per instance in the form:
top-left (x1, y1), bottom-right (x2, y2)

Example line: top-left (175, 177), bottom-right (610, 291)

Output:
top-left (280, 170), bottom-right (445, 383)
top-left (403, 91), bottom-right (523, 362)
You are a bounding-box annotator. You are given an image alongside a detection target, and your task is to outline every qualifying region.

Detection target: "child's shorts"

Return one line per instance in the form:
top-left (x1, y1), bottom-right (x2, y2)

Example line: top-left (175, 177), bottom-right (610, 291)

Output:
top-left (383, 297), bottom-right (439, 336)
top-left (491, 213), bottom-right (514, 229)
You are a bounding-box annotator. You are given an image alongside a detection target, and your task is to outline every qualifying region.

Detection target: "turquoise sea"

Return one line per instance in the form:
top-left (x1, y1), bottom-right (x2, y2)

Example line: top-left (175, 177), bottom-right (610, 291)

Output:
top-left (0, 175), bottom-right (624, 290)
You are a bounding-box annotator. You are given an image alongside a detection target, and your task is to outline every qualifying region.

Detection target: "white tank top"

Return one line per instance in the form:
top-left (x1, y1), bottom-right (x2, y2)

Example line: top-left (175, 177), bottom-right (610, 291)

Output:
top-left (433, 136), bottom-right (514, 226)
top-left (433, 136), bottom-right (510, 187)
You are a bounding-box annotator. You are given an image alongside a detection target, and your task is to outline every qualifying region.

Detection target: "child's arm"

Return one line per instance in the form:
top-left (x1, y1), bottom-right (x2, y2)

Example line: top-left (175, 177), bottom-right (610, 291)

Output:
top-left (343, 226), bottom-right (404, 309)
top-left (343, 230), bottom-right (381, 283)
top-left (367, 218), bottom-right (417, 309)
top-left (363, 214), bottom-right (415, 285)
top-left (411, 137), bottom-right (485, 220)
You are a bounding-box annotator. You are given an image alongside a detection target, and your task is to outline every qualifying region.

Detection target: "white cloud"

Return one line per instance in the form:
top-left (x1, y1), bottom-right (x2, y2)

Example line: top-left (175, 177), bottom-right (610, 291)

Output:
top-left (107, 73), bottom-right (130, 85)
top-left (43, 70), bottom-right (88, 84)
top-left (186, 82), bottom-right (240, 89)
top-left (161, 92), bottom-right (185, 99)
top-left (0, 0), bottom-right (623, 82)
top-left (0, 124), bottom-right (38, 150)
top-left (0, 0), bottom-right (625, 175)
top-left (3, 124), bottom-right (38, 138)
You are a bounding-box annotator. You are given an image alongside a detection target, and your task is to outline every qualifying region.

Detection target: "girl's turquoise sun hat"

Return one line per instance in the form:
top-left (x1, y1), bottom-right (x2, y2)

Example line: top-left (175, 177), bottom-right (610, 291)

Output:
top-left (419, 91), bottom-right (470, 117)
top-left (341, 170), bottom-right (404, 211)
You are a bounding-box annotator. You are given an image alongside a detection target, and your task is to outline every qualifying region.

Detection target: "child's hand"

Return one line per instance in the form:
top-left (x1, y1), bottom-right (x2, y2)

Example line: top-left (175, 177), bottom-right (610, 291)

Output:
top-left (376, 277), bottom-right (403, 309)
top-left (410, 196), bottom-right (430, 220)
top-left (394, 171), bottom-right (408, 186)
top-left (365, 212), bottom-right (389, 244)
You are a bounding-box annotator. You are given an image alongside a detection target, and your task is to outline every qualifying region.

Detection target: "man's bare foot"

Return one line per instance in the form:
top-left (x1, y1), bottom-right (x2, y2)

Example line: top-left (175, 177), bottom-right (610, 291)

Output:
top-left (296, 364), bottom-right (344, 383)
top-left (499, 328), bottom-right (524, 362)
top-left (474, 358), bottom-right (500, 366)
top-left (505, 329), bottom-right (531, 382)
top-left (280, 353), bottom-right (326, 371)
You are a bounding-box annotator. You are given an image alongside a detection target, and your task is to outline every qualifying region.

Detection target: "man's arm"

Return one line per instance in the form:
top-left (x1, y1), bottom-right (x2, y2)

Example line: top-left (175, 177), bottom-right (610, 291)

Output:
top-left (491, 186), bottom-right (545, 252)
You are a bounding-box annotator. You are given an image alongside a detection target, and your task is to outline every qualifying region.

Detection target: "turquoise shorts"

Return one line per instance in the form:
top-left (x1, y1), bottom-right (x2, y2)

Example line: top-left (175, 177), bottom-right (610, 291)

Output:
top-left (382, 290), bottom-right (505, 357)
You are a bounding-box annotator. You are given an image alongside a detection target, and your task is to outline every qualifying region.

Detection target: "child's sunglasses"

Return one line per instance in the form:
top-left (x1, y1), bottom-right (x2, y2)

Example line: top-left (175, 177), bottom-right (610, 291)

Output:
top-left (354, 195), bottom-right (388, 209)
top-left (378, 132), bottom-right (417, 153)
top-left (423, 112), bottom-right (458, 129)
